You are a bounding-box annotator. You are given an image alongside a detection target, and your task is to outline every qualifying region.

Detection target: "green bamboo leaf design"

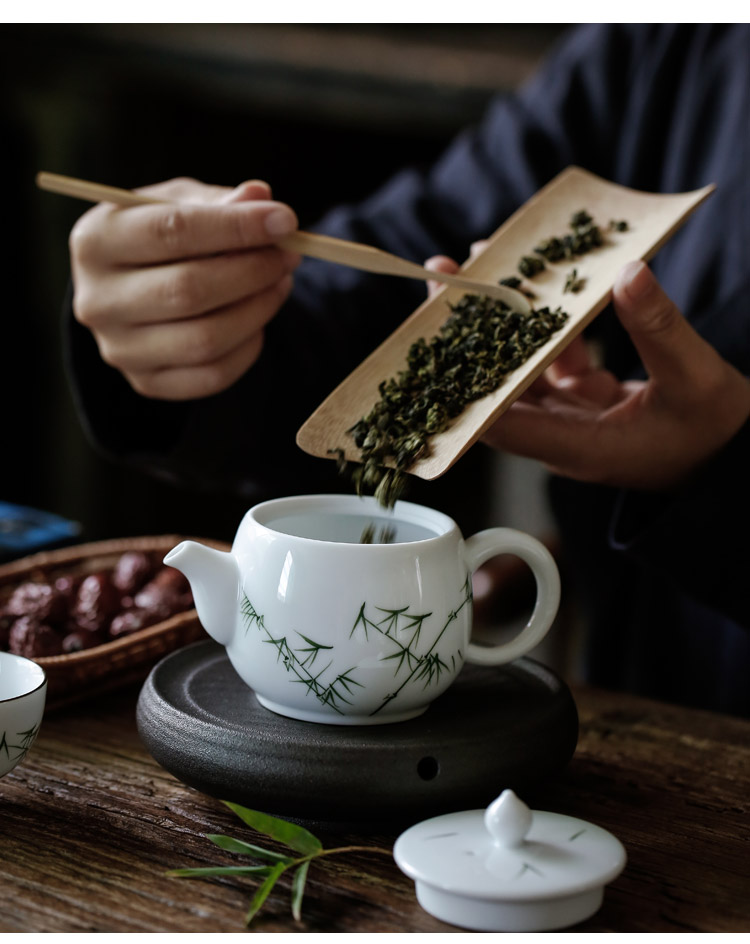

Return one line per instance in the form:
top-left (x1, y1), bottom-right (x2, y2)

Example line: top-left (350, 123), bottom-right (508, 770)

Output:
top-left (18, 725), bottom-right (39, 749)
top-left (369, 579), bottom-right (469, 716)
top-left (295, 633), bottom-right (334, 667)
top-left (381, 646), bottom-right (421, 674)
top-left (245, 861), bottom-right (287, 925)
top-left (296, 649), bottom-right (327, 668)
top-left (290, 660), bottom-right (332, 693)
top-left (399, 612), bottom-right (432, 626)
top-left (350, 602), bottom-right (370, 639)
top-left (291, 860), bottom-right (311, 921)
top-left (290, 678), bottom-right (326, 696)
top-left (0, 726), bottom-right (38, 762)
top-left (263, 636), bottom-right (293, 665)
top-left (242, 581), bottom-right (471, 720)
top-left (400, 612), bottom-right (431, 649)
top-left (296, 633), bottom-right (334, 650)
top-left (167, 865), bottom-right (275, 878)
top-left (404, 610), bottom-right (432, 629)
top-left (241, 595), bottom-right (265, 632)
top-left (224, 803), bottom-right (323, 855)
top-left (320, 688), bottom-right (347, 713)
top-left (206, 834), bottom-right (294, 864)
top-left (375, 605), bottom-right (410, 636)
top-left (332, 668), bottom-right (364, 695)
top-left (326, 682), bottom-right (353, 706)
top-left (415, 652), bottom-right (450, 688)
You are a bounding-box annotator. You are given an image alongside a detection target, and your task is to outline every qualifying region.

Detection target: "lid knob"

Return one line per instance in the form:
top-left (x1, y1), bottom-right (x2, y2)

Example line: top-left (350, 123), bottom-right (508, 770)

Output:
top-left (484, 789), bottom-right (533, 847)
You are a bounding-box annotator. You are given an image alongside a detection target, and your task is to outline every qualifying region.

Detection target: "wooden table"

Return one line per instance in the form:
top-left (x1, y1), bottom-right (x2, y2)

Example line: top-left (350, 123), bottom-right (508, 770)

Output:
top-left (1, 677), bottom-right (748, 932)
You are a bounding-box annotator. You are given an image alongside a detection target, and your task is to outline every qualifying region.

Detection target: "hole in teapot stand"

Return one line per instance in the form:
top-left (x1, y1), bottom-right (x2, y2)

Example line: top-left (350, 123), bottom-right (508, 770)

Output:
top-left (417, 756), bottom-right (440, 781)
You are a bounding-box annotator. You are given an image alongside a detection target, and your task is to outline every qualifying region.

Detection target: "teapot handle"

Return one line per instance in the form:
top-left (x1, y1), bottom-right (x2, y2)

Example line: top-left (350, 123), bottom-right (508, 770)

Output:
top-left (462, 528), bottom-right (560, 665)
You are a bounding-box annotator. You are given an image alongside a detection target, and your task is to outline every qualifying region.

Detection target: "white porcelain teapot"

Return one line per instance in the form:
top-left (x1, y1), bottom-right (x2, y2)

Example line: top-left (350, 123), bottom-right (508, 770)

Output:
top-left (165, 494), bottom-right (560, 726)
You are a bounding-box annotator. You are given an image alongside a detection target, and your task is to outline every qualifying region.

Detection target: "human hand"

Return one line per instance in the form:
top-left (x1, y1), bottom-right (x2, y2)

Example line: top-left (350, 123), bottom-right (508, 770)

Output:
top-left (425, 255), bottom-right (750, 491)
top-left (69, 177), bottom-right (301, 400)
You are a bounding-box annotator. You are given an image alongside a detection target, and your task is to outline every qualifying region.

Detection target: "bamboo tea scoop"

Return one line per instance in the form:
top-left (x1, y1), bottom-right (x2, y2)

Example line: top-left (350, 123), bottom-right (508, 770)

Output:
top-left (35, 172), bottom-right (529, 309)
top-left (297, 166), bottom-right (715, 481)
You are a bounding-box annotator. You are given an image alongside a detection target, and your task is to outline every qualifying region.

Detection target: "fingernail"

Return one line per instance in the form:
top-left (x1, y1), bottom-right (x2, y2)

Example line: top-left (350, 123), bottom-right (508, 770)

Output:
top-left (264, 206), bottom-right (297, 238)
top-left (221, 180), bottom-right (271, 204)
top-left (616, 260), bottom-right (653, 301)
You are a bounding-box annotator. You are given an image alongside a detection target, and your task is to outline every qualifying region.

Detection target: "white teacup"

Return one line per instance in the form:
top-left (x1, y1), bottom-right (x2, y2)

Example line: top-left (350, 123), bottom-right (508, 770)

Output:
top-left (0, 652), bottom-right (47, 777)
top-left (166, 494), bottom-right (560, 725)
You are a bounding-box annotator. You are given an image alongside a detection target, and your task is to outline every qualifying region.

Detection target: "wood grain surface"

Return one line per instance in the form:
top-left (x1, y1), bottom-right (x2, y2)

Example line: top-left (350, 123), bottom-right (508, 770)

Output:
top-left (1, 679), bottom-right (748, 932)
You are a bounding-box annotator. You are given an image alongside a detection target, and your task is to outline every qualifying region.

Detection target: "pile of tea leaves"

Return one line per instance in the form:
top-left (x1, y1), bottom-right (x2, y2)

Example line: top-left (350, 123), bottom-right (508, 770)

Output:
top-left (334, 209), bottom-right (626, 510)
top-left (515, 210), bottom-right (625, 281)
top-left (333, 293), bottom-right (569, 508)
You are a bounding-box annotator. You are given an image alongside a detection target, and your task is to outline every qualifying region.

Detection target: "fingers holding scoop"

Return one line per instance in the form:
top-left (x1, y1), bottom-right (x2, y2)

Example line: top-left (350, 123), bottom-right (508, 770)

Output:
top-left (69, 176), bottom-right (302, 400)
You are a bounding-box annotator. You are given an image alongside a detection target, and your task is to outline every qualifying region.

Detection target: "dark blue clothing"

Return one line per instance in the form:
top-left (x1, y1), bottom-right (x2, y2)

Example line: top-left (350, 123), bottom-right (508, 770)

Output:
top-left (67, 24), bottom-right (750, 715)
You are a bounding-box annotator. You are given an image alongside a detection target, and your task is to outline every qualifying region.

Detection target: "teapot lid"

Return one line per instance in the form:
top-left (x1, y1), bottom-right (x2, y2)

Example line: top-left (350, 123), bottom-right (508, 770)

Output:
top-left (393, 789), bottom-right (626, 931)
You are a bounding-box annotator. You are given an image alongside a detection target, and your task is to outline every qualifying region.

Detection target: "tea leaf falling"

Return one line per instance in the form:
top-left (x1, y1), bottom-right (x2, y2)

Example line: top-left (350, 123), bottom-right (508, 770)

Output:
top-left (341, 294), bottom-right (569, 508)
top-left (335, 208), bottom-right (629, 508)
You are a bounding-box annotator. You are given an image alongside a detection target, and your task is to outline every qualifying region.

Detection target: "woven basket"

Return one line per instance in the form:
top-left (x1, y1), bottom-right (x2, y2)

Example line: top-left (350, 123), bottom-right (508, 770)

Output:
top-left (0, 535), bottom-right (229, 710)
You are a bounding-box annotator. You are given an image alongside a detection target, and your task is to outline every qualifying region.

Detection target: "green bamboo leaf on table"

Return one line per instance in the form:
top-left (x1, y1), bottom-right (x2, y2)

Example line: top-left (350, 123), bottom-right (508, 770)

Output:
top-left (206, 833), bottom-right (295, 863)
top-left (168, 864), bottom-right (276, 878)
top-left (246, 862), bottom-right (288, 924)
top-left (167, 801), bottom-right (392, 926)
top-left (223, 801), bottom-right (323, 855)
top-left (291, 860), bottom-right (312, 922)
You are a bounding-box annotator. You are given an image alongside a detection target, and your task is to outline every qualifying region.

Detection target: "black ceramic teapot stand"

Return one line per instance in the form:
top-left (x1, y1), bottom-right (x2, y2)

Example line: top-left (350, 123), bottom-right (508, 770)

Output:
top-left (136, 640), bottom-right (579, 825)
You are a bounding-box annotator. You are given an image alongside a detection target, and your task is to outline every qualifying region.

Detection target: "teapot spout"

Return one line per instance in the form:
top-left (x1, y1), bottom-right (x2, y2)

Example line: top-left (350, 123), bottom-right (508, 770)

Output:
top-left (164, 541), bottom-right (239, 646)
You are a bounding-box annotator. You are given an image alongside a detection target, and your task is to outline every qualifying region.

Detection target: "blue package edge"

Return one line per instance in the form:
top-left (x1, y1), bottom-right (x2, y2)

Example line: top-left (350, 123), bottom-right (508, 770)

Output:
top-left (0, 501), bottom-right (82, 555)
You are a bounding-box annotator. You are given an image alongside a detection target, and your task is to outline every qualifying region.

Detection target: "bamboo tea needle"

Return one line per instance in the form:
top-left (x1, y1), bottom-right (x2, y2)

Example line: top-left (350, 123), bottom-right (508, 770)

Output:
top-left (36, 172), bottom-right (530, 309)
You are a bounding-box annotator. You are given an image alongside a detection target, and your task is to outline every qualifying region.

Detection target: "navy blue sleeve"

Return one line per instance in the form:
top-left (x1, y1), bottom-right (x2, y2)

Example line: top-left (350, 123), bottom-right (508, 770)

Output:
top-left (610, 419), bottom-right (750, 630)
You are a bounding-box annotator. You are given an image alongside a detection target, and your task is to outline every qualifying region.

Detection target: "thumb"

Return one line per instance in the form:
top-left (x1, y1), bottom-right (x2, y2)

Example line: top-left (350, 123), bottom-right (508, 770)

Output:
top-left (612, 260), bottom-right (714, 389)
top-left (424, 254), bottom-right (460, 298)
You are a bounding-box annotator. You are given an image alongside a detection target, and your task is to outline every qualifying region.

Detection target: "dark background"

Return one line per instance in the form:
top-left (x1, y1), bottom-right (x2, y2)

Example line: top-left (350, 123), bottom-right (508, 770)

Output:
top-left (1, 23), bottom-right (567, 547)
